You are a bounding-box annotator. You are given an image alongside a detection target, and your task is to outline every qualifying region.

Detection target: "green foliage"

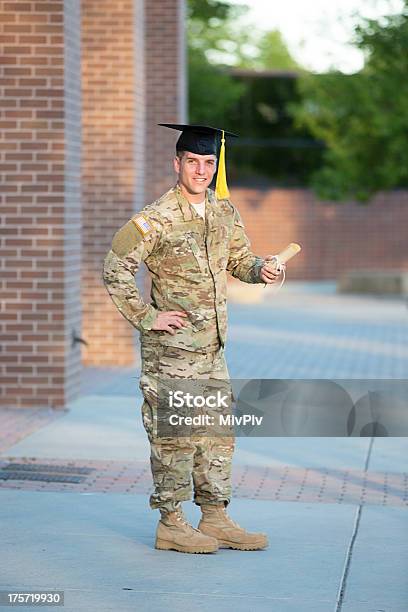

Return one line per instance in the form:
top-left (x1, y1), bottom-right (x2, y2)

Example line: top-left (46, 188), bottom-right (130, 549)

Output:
top-left (187, 0), bottom-right (233, 23)
top-left (188, 47), bottom-right (246, 124)
top-left (188, 0), bottom-right (249, 63)
top-left (187, 0), bottom-right (302, 126)
top-left (225, 74), bottom-right (324, 185)
top-left (291, 3), bottom-right (408, 201)
top-left (237, 30), bottom-right (301, 71)
top-left (187, 0), bottom-right (249, 124)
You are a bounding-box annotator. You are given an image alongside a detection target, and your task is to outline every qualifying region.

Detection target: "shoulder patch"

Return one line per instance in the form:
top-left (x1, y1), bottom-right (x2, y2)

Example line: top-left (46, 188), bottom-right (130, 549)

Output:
top-left (111, 220), bottom-right (143, 257)
top-left (132, 214), bottom-right (154, 238)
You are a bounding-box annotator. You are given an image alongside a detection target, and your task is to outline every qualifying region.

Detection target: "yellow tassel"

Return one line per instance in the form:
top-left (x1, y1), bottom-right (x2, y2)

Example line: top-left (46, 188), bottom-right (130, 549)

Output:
top-left (215, 130), bottom-right (230, 200)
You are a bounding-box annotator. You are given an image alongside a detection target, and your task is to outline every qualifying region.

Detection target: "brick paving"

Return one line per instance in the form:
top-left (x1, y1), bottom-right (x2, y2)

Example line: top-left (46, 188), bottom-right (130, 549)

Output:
top-left (1, 293), bottom-right (407, 508)
top-left (0, 456), bottom-right (406, 507)
top-left (226, 294), bottom-right (408, 379)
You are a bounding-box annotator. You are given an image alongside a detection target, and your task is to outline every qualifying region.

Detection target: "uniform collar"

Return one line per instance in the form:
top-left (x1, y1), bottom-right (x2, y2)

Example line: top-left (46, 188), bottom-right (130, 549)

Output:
top-left (174, 183), bottom-right (218, 223)
top-left (174, 183), bottom-right (193, 221)
top-left (205, 188), bottom-right (218, 228)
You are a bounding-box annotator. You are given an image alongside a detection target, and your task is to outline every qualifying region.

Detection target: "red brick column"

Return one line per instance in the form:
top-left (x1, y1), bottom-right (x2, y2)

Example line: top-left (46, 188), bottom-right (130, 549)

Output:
top-left (144, 0), bottom-right (187, 204)
top-left (0, 0), bottom-right (82, 409)
top-left (81, 0), bottom-right (146, 367)
top-left (81, 0), bottom-right (186, 366)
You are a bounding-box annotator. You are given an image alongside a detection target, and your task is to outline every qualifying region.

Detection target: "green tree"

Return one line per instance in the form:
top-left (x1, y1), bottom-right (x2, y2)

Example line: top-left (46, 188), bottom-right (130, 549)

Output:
top-left (187, 1), bottom-right (301, 124)
top-left (188, 47), bottom-right (246, 125)
top-left (188, 0), bottom-right (232, 23)
top-left (236, 30), bottom-right (301, 71)
top-left (291, 2), bottom-right (408, 201)
top-left (187, 0), bottom-right (248, 124)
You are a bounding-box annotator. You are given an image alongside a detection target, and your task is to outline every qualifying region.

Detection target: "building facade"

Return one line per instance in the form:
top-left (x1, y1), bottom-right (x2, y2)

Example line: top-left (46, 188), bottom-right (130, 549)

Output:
top-left (1, 0), bottom-right (186, 409)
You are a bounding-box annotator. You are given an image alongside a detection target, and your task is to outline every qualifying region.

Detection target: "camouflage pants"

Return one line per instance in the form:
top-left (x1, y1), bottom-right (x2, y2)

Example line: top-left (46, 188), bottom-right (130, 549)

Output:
top-left (139, 341), bottom-right (235, 513)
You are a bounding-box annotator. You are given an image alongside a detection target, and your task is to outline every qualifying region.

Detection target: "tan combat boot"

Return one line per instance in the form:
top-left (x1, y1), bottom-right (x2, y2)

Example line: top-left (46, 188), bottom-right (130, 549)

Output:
top-left (198, 504), bottom-right (268, 551)
top-left (155, 507), bottom-right (219, 554)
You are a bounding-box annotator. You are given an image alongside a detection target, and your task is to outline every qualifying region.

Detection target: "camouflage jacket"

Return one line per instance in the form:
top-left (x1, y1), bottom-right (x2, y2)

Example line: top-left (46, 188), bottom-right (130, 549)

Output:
top-left (103, 184), bottom-right (265, 352)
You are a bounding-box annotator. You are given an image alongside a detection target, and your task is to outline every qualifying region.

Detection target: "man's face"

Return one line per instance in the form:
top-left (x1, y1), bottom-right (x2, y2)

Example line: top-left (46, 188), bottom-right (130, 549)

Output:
top-left (174, 151), bottom-right (217, 197)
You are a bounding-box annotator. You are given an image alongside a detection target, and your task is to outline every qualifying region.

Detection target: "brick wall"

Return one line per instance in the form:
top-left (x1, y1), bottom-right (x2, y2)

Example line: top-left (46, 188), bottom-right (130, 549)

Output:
top-left (144, 0), bottom-right (187, 204)
top-left (231, 188), bottom-right (408, 280)
top-left (63, 0), bottom-right (82, 402)
top-left (81, 0), bottom-right (143, 367)
top-left (0, 0), bottom-right (82, 409)
top-left (141, 0), bottom-right (187, 330)
top-left (1, 0), bottom-right (187, 406)
top-left (81, 0), bottom-right (186, 367)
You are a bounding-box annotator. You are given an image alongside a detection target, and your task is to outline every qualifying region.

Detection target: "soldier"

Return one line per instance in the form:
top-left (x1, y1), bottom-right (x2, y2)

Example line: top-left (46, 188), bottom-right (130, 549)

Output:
top-left (103, 124), bottom-right (282, 554)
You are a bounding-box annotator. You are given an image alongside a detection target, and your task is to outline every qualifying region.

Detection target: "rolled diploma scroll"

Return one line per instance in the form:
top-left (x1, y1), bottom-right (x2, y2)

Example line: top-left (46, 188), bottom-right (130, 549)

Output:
top-left (264, 243), bottom-right (301, 271)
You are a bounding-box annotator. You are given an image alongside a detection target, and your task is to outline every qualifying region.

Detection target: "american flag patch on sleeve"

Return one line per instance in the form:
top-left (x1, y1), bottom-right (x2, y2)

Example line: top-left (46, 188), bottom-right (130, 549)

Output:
top-left (132, 215), bottom-right (153, 237)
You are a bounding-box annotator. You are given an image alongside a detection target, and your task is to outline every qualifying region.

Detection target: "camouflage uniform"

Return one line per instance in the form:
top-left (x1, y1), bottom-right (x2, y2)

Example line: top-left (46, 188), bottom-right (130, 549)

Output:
top-left (103, 184), bottom-right (264, 513)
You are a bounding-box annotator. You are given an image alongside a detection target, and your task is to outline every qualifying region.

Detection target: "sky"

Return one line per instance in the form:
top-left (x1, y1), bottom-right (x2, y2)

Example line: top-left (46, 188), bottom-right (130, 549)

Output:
top-left (227, 0), bottom-right (405, 73)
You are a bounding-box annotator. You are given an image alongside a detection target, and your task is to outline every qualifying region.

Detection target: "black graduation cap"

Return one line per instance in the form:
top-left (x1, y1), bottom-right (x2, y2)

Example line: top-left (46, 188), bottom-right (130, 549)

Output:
top-left (158, 123), bottom-right (238, 199)
top-left (158, 123), bottom-right (238, 156)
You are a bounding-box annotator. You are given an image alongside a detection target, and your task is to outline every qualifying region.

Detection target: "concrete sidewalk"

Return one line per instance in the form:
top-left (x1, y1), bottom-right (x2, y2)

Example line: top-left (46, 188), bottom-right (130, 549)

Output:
top-left (1, 288), bottom-right (407, 611)
top-left (1, 393), bottom-right (407, 611)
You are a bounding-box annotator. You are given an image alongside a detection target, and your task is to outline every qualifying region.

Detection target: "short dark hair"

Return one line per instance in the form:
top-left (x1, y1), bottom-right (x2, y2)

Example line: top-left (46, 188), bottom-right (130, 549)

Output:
top-left (176, 150), bottom-right (218, 161)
